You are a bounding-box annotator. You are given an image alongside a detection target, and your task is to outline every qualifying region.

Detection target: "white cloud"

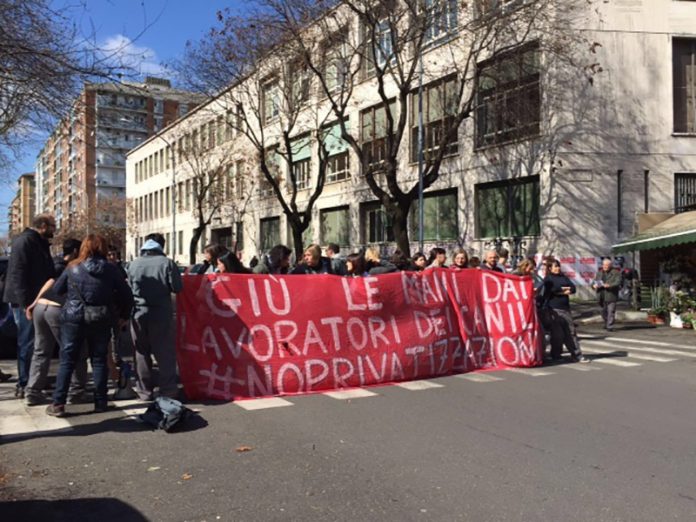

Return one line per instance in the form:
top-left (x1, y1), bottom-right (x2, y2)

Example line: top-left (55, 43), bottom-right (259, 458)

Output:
top-left (100, 34), bottom-right (166, 77)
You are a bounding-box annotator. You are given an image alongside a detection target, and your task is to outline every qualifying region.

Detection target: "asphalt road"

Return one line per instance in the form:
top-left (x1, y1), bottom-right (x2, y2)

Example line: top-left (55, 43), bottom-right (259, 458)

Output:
top-left (1, 324), bottom-right (696, 522)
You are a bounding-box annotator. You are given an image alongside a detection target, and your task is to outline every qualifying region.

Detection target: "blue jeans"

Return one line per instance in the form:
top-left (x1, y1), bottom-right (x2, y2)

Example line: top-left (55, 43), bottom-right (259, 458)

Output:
top-left (53, 321), bottom-right (111, 406)
top-left (12, 306), bottom-right (35, 388)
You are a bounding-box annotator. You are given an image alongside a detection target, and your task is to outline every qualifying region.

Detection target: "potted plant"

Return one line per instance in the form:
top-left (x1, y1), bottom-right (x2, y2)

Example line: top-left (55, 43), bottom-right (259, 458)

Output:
top-left (681, 312), bottom-right (694, 329)
top-left (648, 286), bottom-right (669, 325)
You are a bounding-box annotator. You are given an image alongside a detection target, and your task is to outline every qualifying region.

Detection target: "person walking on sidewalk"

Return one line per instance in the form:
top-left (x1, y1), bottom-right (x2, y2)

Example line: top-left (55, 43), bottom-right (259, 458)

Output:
top-left (3, 214), bottom-right (56, 398)
top-left (127, 233), bottom-right (183, 401)
top-left (543, 260), bottom-right (589, 363)
top-left (46, 234), bottom-right (133, 416)
top-left (593, 257), bottom-right (622, 331)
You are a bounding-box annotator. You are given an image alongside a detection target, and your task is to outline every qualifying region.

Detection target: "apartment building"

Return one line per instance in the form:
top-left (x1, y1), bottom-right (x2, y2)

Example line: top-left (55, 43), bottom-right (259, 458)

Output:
top-left (35, 77), bottom-right (201, 247)
top-left (126, 1), bottom-right (696, 294)
top-left (7, 173), bottom-right (35, 237)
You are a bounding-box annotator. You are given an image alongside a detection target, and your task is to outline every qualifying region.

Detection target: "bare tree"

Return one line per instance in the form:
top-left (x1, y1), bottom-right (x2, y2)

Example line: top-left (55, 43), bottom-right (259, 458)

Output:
top-left (178, 13), bottom-right (343, 260)
top-left (53, 194), bottom-right (127, 250)
top-left (197, 0), bottom-right (601, 254)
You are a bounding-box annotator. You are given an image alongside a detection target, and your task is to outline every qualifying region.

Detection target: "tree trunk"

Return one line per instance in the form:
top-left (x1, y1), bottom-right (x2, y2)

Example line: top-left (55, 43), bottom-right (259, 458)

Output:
top-left (391, 201), bottom-right (412, 256)
top-left (288, 217), bottom-right (307, 263)
top-left (190, 225), bottom-right (205, 266)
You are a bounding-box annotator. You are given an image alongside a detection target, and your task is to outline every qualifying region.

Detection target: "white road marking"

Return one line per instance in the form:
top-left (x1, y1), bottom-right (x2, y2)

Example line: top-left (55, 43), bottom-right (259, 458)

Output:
top-left (582, 340), bottom-right (696, 359)
top-left (394, 380), bottom-right (444, 391)
top-left (581, 347), bottom-right (675, 363)
top-left (0, 400), bottom-right (73, 437)
top-left (323, 388), bottom-right (377, 400)
top-left (235, 397), bottom-right (294, 410)
top-left (456, 373), bottom-right (504, 382)
top-left (506, 368), bottom-right (555, 377)
top-left (592, 358), bottom-right (642, 368)
top-left (559, 364), bottom-right (601, 371)
top-left (579, 335), bottom-right (696, 352)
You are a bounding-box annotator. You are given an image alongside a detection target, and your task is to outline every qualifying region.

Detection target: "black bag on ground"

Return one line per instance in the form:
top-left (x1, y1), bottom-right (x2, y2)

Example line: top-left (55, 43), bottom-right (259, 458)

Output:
top-left (140, 397), bottom-right (191, 432)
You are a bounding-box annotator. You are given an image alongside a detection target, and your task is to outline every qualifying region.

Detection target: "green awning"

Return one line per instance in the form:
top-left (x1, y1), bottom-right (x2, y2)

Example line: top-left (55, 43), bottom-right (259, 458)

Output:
top-left (612, 211), bottom-right (696, 253)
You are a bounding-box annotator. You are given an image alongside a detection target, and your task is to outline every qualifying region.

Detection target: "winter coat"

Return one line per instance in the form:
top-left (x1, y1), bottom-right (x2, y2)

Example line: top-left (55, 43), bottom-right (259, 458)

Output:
top-left (595, 268), bottom-right (621, 304)
top-left (3, 228), bottom-right (55, 307)
top-left (127, 248), bottom-right (182, 319)
top-left (542, 273), bottom-right (576, 311)
top-left (53, 256), bottom-right (133, 324)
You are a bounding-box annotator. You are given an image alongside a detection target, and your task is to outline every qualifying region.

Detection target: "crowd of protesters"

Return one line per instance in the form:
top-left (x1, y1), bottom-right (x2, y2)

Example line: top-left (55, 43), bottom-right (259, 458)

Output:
top-left (5, 217), bottom-right (634, 416)
top-left (1, 214), bottom-right (182, 417)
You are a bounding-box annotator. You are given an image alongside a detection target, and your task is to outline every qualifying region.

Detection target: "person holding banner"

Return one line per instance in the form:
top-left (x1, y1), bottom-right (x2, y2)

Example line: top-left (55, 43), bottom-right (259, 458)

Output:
top-left (291, 244), bottom-right (333, 275)
top-left (450, 249), bottom-right (469, 271)
top-left (426, 247), bottom-right (447, 269)
top-left (254, 244), bottom-right (292, 275)
top-left (411, 252), bottom-right (427, 271)
top-left (345, 253), bottom-right (368, 277)
top-left (217, 250), bottom-right (252, 274)
top-left (543, 260), bottom-right (590, 363)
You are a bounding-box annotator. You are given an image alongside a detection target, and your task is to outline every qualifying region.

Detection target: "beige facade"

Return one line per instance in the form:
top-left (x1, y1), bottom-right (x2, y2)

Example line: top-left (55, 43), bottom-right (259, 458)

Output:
top-left (35, 78), bottom-right (201, 248)
top-left (126, 1), bottom-right (696, 296)
top-left (8, 173), bottom-right (35, 237)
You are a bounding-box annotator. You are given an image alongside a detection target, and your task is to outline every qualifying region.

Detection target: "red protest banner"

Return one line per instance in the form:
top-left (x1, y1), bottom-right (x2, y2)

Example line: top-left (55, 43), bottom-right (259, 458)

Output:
top-left (176, 268), bottom-right (543, 401)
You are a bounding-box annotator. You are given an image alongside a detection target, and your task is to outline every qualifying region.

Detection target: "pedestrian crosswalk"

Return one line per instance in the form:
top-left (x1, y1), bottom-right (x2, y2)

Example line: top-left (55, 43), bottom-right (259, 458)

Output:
top-left (1, 333), bottom-right (694, 435)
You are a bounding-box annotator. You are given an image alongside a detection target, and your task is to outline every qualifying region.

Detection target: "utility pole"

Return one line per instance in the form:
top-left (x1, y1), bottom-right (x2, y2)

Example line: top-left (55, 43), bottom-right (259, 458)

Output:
top-left (417, 47), bottom-right (425, 254)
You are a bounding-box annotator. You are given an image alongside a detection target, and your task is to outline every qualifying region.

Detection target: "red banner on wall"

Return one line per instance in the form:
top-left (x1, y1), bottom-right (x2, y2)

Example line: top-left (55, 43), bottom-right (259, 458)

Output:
top-left (176, 269), bottom-right (543, 401)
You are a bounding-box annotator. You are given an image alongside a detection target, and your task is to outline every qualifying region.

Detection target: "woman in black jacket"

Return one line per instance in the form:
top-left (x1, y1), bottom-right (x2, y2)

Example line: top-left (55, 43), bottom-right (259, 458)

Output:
top-left (542, 260), bottom-right (589, 363)
top-left (46, 234), bottom-right (134, 416)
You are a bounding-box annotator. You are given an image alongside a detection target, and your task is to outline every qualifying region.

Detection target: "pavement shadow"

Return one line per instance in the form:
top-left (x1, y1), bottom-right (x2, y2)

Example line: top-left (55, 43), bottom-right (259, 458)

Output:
top-left (0, 497), bottom-right (149, 522)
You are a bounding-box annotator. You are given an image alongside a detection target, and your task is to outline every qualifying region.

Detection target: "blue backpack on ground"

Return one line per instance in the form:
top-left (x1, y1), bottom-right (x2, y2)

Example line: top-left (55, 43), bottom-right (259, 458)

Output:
top-left (140, 397), bottom-right (191, 432)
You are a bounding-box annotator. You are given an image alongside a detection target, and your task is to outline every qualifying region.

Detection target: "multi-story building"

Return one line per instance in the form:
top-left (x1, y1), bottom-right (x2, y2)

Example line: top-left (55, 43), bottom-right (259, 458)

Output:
top-left (126, 1), bottom-right (696, 296)
top-left (8, 173), bottom-right (35, 237)
top-left (35, 77), bottom-right (201, 247)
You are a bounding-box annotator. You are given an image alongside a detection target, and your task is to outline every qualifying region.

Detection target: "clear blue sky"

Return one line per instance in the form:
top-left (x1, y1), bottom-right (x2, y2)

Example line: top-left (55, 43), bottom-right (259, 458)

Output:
top-left (0, 0), bottom-right (246, 231)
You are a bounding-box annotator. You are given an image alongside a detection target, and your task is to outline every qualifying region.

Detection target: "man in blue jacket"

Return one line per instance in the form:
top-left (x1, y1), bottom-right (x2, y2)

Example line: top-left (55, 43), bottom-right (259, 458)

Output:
top-left (127, 233), bottom-right (183, 401)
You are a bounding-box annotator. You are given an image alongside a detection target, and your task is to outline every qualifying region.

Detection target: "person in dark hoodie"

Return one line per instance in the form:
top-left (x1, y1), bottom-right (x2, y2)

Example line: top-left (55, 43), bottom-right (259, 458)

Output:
top-left (127, 233), bottom-right (183, 401)
top-left (46, 234), bottom-right (133, 416)
top-left (542, 260), bottom-right (589, 364)
top-left (3, 214), bottom-right (56, 398)
top-left (253, 244), bottom-right (292, 275)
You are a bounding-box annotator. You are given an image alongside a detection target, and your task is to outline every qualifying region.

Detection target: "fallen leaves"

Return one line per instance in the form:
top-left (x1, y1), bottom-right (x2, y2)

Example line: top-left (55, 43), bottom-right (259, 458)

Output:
top-left (235, 445), bottom-right (254, 453)
top-left (147, 466), bottom-right (161, 472)
top-left (181, 473), bottom-right (193, 480)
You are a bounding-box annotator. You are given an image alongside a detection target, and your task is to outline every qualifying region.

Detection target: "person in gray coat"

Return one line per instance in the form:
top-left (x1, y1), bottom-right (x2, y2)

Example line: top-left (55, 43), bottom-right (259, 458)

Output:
top-left (127, 233), bottom-right (183, 401)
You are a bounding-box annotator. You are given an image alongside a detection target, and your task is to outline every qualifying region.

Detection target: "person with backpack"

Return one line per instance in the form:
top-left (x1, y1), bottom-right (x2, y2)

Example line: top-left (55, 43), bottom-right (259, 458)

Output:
top-left (45, 234), bottom-right (133, 417)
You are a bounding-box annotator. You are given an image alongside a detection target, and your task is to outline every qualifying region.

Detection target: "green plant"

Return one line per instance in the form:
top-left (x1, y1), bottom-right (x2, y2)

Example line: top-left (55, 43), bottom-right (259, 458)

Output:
top-left (649, 286), bottom-right (670, 316)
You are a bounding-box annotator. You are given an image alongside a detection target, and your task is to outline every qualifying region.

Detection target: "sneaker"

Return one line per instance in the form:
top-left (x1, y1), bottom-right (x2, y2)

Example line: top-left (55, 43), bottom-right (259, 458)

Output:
top-left (0, 370), bottom-right (12, 383)
top-left (46, 404), bottom-right (66, 417)
top-left (573, 355), bottom-right (591, 364)
top-left (14, 386), bottom-right (25, 399)
top-left (68, 392), bottom-right (92, 404)
top-left (26, 393), bottom-right (49, 406)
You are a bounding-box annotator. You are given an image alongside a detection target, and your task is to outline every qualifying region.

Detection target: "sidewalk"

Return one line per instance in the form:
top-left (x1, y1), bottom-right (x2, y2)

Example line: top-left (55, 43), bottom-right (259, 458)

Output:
top-left (572, 300), bottom-right (647, 325)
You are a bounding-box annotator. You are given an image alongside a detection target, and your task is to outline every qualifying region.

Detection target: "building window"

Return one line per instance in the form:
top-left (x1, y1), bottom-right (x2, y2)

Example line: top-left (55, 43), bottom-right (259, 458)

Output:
top-left (361, 101), bottom-right (396, 172)
top-left (475, 42), bottom-right (540, 148)
top-left (361, 201), bottom-right (394, 243)
top-left (410, 189), bottom-right (458, 241)
top-left (259, 148), bottom-right (279, 197)
top-left (290, 60), bottom-right (311, 107)
top-left (290, 135), bottom-right (311, 190)
top-left (320, 206), bottom-right (350, 246)
top-left (475, 0), bottom-right (528, 18)
top-left (424, 0), bottom-right (458, 43)
top-left (363, 19), bottom-right (393, 78)
top-left (225, 110), bottom-right (234, 141)
top-left (262, 79), bottom-right (280, 125)
top-left (234, 160), bottom-right (245, 199)
top-left (323, 33), bottom-right (348, 93)
top-left (410, 76), bottom-right (459, 162)
top-left (673, 38), bottom-right (696, 134)
top-left (323, 122), bottom-right (351, 183)
top-left (675, 173), bottom-right (696, 213)
top-left (475, 176), bottom-right (540, 238)
top-left (178, 230), bottom-right (183, 256)
top-left (260, 217), bottom-right (280, 252)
